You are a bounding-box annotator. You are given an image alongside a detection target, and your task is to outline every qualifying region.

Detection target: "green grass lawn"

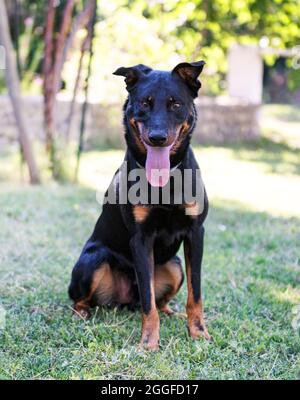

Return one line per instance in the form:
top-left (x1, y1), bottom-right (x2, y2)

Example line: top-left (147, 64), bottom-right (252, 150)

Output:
top-left (0, 105), bottom-right (300, 379)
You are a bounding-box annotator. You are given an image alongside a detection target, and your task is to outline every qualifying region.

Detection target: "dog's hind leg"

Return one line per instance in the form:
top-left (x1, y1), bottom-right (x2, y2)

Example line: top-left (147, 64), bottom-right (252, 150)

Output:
top-left (69, 240), bottom-right (137, 318)
top-left (68, 240), bottom-right (114, 318)
top-left (155, 255), bottom-right (184, 315)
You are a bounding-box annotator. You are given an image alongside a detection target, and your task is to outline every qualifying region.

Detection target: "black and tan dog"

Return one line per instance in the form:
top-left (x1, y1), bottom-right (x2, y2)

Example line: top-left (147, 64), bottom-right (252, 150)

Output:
top-left (68, 61), bottom-right (210, 350)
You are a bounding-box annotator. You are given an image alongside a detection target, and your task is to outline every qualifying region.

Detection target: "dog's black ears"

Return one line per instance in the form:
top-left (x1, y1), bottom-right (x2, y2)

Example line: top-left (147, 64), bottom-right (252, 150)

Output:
top-left (113, 64), bottom-right (152, 91)
top-left (172, 61), bottom-right (205, 97)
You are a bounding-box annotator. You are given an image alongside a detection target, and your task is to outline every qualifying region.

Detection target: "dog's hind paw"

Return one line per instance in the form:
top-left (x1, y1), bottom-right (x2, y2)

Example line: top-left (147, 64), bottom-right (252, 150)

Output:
top-left (160, 305), bottom-right (187, 319)
top-left (159, 304), bottom-right (175, 315)
top-left (73, 302), bottom-right (91, 320)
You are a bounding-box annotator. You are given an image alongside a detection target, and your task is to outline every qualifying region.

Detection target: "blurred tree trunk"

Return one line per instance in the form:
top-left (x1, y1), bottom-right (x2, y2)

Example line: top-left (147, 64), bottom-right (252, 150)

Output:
top-left (60, 0), bottom-right (95, 94)
top-left (65, 1), bottom-right (96, 144)
top-left (43, 0), bottom-right (75, 179)
top-left (0, 0), bottom-right (40, 184)
top-left (42, 0), bottom-right (96, 179)
top-left (65, 34), bottom-right (88, 142)
top-left (52, 0), bottom-right (75, 95)
top-left (74, 0), bottom-right (97, 182)
top-left (43, 0), bottom-right (55, 155)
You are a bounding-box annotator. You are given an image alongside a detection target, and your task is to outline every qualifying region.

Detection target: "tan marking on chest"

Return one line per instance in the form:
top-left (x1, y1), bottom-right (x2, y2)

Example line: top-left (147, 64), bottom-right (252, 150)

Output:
top-left (133, 205), bottom-right (151, 223)
top-left (183, 202), bottom-right (202, 218)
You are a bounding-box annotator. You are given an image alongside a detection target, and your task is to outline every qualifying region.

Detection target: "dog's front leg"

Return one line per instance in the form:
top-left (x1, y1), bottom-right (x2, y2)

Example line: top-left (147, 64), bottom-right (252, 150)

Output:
top-left (184, 225), bottom-right (211, 340)
top-left (130, 232), bottom-right (160, 350)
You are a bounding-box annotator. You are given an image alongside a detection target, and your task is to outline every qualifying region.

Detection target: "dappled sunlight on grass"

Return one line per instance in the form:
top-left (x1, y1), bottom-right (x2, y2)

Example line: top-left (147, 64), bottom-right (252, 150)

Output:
top-left (73, 143), bottom-right (300, 218)
top-left (77, 149), bottom-right (124, 192)
top-left (272, 287), bottom-right (300, 305)
top-left (1, 140), bottom-right (299, 219)
top-left (194, 145), bottom-right (300, 218)
top-left (262, 105), bottom-right (300, 149)
top-left (1, 104), bottom-right (299, 219)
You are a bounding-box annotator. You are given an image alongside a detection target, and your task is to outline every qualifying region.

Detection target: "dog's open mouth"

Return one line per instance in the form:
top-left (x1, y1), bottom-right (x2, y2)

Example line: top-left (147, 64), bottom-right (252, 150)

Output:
top-left (135, 122), bottom-right (181, 187)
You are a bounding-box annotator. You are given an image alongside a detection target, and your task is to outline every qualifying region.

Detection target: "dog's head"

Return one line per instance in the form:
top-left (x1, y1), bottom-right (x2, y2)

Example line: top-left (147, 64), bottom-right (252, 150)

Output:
top-left (113, 61), bottom-right (205, 186)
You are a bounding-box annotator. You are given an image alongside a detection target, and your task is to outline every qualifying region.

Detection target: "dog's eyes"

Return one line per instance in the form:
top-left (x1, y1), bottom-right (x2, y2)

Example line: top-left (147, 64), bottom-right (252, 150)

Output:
top-left (169, 98), bottom-right (182, 110)
top-left (172, 102), bottom-right (181, 109)
top-left (140, 97), bottom-right (152, 109)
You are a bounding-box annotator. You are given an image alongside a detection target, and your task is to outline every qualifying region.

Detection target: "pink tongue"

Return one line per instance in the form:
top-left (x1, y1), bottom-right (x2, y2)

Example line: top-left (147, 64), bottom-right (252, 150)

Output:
top-left (145, 144), bottom-right (171, 187)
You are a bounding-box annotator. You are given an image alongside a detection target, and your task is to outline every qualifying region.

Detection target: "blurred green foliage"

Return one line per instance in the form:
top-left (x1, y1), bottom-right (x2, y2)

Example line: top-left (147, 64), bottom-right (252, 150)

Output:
top-left (288, 68), bottom-right (300, 92)
top-left (1, 0), bottom-right (300, 97)
top-left (136, 0), bottom-right (300, 94)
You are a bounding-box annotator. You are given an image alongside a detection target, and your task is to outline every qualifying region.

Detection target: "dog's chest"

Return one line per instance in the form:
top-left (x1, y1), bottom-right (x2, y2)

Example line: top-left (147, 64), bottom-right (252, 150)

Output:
top-left (136, 205), bottom-right (195, 239)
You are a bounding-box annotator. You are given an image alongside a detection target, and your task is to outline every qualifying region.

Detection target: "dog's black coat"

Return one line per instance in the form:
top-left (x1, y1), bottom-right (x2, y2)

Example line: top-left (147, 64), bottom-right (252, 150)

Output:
top-left (69, 61), bottom-right (209, 346)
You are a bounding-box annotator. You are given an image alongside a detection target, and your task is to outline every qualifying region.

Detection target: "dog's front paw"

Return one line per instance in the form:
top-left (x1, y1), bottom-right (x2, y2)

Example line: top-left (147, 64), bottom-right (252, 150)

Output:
top-left (139, 334), bottom-right (159, 351)
top-left (186, 302), bottom-right (211, 341)
top-left (140, 311), bottom-right (160, 351)
top-left (188, 319), bottom-right (211, 341)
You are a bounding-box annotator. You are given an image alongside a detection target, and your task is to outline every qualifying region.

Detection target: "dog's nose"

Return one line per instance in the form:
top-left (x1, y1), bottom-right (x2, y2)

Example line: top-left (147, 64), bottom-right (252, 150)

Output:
top-left (149, 132), bottom-right (167, 145)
